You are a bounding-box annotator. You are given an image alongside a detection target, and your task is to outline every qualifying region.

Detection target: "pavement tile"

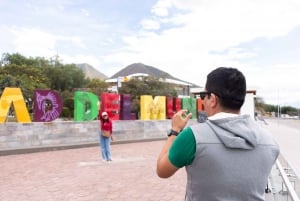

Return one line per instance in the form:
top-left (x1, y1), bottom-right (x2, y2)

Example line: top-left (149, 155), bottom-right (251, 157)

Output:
top-left (0, 141), bottom-right (186, 201)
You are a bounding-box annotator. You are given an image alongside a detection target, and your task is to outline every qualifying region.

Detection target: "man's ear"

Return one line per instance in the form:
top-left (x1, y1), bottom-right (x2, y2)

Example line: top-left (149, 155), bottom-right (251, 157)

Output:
top-left (209, 93), bottom-right (218, 108)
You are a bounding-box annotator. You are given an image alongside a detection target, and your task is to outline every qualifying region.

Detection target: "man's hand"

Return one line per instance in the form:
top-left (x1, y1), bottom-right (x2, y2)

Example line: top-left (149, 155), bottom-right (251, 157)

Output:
top-left (156, 110), bottom-right (192, 178)
top-left (171, 110), bottom-right (192, 133)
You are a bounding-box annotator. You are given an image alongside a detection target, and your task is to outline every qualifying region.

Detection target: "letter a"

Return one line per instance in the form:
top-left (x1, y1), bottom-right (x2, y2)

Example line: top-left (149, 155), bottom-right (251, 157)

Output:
top-left (0, 87), bottom-right (31, 123)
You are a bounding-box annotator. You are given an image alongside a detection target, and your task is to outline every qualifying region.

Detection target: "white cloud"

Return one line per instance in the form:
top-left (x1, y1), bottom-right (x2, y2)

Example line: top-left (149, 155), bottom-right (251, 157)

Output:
top-left (61, 54), bottom-right (101, 67)
top-left (151, 0), bottom-right (172, 17)
top-left (58, 36), bottom-right (86, 49)
top-left (140, 19), bottom-right (161, 30)
top-left (12, 27), bottom-right (57, 57)
top-left (2, 0), bottom-right (300, 107)
top-left (225, 48), bottom-right (257, 60)
top-left (243, 64), bottom-right (300, 106)
top-left (80, 9), bottom-right (90, 17)
top-left (99, 0), bottom-right (300, 107)
top-left (8, 27), bottom-right (87, 58)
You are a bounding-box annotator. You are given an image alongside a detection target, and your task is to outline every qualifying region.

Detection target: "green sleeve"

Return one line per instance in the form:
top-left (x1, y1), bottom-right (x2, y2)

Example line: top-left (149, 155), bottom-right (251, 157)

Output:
top-left (168, 127), bottom-right (196, 168)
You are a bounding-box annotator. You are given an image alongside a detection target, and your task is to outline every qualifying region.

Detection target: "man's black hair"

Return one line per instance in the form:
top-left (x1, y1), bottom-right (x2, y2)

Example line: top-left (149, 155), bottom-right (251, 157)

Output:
top-left (205, 67), bottom-right (246, 110)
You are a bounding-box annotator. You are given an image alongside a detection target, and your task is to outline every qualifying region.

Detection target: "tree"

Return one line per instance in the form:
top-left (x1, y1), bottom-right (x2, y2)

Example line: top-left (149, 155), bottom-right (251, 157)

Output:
top-left (60, 90), bottom-right (74, 118)
top-left (1, 53), bottom-right (29, 66)
top-left (118, 76), bottom-right (177, 114)
top-left (44, 64), bottom-right (87, 92)
top-left (85, 78), bottom-right (110, 96)
top-left (0, 53), bottom-right (90, 118)
top-left (119, 76), bottom-right (177, 97)
top-left (0, 64), bottom-right (49, 107)
top-left (254, 96), bottom-right (299, 117)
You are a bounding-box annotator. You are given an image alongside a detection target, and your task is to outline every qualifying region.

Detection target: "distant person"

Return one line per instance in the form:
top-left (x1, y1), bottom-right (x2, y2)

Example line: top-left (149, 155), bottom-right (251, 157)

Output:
top-left (99, 111), bottom-right (113, 161)
top-left (156, 67), bottom-right (280, 201)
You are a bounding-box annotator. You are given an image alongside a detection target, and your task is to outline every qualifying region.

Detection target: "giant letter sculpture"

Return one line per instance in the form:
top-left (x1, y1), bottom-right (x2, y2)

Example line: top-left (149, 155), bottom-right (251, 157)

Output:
top-left (0, 87), bottom-right (31, 123)
top-left (101, 93), bottom-right (120, 120)
top-left (140, 95), bottom-right (166, 120)
top-left (181, 97), bottom-right (197, 119)
top-left (166, 97), bottom-right (174, 119)
top-left (120, 94), bottom-right (131, 120)
top-left (74, 91), bottom-right (99, 121)
top-left (34, 90), bottom-right (63, 122)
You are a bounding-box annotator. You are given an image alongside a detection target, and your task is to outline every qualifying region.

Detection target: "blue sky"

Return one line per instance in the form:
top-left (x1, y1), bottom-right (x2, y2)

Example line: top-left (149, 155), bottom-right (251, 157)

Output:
top-left (1, 0), bottom-right (300, 108)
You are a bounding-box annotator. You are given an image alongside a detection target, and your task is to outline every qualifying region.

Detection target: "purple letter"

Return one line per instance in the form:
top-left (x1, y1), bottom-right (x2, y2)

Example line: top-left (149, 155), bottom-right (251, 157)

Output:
top-left (34, 90), bottom-right (63, 122)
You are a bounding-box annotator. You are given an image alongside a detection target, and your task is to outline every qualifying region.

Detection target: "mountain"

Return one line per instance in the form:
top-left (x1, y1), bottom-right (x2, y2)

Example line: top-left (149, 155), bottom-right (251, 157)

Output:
top-left (76, 63), bottom-right (108, 80)
top-left (110, 63), bottom-right (171, 78)
top-left (110, 63), bottom-right (199, 87)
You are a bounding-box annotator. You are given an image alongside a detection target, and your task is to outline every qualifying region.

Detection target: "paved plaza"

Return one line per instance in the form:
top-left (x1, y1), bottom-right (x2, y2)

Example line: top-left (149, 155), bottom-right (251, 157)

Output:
top-left (0, 140), bottom-right (187, 201)
top-left (1, 118), bottom-right (300, 201)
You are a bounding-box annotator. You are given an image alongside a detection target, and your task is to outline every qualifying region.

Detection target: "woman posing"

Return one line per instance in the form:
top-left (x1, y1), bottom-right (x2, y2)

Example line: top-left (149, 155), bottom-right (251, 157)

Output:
top-left (99, 111), bottom-right (113, 161)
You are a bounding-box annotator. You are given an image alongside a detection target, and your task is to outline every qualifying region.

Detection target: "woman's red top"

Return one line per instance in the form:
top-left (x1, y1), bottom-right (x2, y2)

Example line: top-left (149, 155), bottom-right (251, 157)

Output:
top-left (100, 118), bottom-right (113, 134)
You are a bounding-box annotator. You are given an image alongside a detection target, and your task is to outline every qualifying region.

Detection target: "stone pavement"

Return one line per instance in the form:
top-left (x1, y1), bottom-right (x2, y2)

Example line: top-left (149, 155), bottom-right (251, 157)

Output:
top-left (0, 140), bottom-right (187, 201)
top-left (1, 118), bottom-right (300, 201)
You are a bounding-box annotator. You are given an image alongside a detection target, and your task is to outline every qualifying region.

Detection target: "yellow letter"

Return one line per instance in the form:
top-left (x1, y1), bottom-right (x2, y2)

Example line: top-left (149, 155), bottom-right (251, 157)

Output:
top-left (140, 95), bottom-right (166, 120)
top-left (0, 88), bottom-right (31, 123)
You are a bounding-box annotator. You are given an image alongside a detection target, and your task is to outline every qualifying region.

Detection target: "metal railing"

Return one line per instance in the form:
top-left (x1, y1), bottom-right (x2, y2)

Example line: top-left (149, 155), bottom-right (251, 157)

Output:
top-left (275, 159), bottom-right (300, 201)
